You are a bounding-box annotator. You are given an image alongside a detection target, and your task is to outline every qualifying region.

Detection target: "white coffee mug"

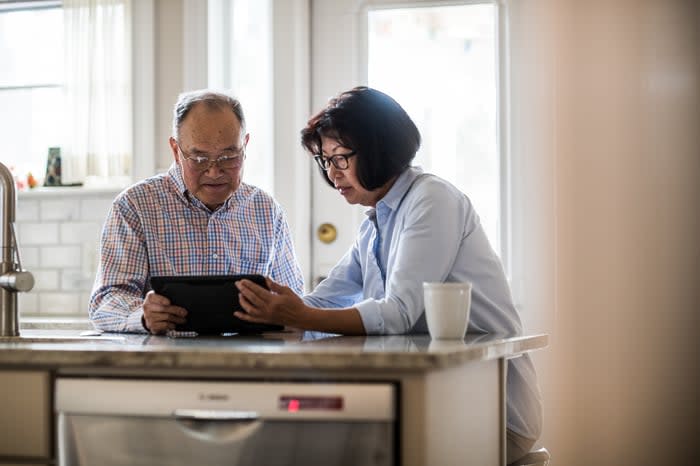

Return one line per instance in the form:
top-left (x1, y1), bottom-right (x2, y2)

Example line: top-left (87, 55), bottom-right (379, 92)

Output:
top-left (423, 282), bottom-right (472, 340)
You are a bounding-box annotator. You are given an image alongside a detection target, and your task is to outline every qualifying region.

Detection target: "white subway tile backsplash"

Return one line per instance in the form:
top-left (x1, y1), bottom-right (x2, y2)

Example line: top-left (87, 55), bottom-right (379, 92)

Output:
top-left (40, 199), bottom-right (81, 221)
top-left (61, 269), bottom-right (94, 291)
top-left (17, 222), bottom-right (60, 245)
top-left (18, 292), bottom-right (40, 315)
top-left (32, 269), bottom-right (60, 291)
top-left (16, 200), bottom-right (40, 222)
top-left (80, 198), bottom-right (114, 221)
top-left (81, 292), bottom-right (92, 313)
top-left (59, 222), bottom-right (102, 244)
top-left (40, 245), bottom-right (82, 268)
top-left (82, 243), bottom-right (100, 278)
top-left (39, 292), bottom-right (83, 315)
top-left (20, 246), bottom-right (40, 268)
top-left (15, 190), bottom-right (116, 317)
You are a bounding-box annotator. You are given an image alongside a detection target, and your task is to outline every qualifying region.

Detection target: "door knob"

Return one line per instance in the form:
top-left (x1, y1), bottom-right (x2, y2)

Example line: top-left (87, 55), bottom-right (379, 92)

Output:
top-left (317, 223), bottom-right (337, 244)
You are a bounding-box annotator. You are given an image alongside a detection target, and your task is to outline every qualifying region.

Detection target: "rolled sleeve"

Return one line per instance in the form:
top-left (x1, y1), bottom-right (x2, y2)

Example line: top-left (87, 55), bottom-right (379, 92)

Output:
top-left (89, 198), bottom-right (150, 333)
top-left (127, 308), bottom-right (148, 333)
top-left (354, 299), bottom-right (385, 334)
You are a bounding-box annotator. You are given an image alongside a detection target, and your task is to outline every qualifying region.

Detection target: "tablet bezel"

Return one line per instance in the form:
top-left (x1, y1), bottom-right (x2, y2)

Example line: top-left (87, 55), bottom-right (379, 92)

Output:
top-left (149, 274), bottom-right (283, 335)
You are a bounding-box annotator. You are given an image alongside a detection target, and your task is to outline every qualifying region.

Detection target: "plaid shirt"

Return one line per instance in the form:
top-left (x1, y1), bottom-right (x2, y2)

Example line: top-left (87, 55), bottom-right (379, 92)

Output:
top-left (89, 163), bottom-right (304, 332)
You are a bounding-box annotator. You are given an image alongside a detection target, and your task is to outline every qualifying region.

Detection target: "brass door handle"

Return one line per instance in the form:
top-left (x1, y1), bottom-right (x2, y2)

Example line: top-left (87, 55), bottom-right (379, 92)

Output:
top-left (317, 223), bottom-right (337, 244)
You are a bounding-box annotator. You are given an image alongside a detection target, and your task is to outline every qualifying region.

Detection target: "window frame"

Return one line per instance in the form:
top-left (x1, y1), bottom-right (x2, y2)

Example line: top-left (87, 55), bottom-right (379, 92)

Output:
top-left (358, 0), bottom-right (515, 281)
top-left (2, 0), bottom-right (156, 187)
top-left (0, 1), bottom-right (64, 185)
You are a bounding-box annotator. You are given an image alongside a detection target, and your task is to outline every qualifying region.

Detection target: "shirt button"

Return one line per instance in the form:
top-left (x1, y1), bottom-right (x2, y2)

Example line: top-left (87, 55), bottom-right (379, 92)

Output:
top-left (212, 253), bottom-right (219, 259)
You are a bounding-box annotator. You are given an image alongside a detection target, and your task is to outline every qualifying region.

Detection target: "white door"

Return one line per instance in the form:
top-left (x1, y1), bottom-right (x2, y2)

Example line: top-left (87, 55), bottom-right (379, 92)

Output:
top-left (310, 0), bottom-right (504, 285)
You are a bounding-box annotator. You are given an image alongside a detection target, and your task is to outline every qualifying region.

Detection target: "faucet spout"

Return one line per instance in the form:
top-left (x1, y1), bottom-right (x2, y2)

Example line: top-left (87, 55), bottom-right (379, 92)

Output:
top-left (0, 163), bottom-right (14, 265)
top-left (0, 162), bottom-right (34, 336)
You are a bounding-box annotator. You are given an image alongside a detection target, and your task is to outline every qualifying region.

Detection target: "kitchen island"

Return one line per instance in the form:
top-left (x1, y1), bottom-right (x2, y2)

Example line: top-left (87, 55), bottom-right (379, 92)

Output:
top-left (0, 330), bottom-right (547, 466)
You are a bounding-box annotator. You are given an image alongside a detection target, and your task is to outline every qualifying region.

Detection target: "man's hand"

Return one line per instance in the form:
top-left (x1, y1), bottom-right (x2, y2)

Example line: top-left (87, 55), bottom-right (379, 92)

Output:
top-left (142, 290), bottom-right (187, 334)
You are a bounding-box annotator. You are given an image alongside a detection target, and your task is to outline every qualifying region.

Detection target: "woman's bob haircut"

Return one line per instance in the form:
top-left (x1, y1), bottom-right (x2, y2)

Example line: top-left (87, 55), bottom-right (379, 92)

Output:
top-left (301, 86), bottom-right (421, 190)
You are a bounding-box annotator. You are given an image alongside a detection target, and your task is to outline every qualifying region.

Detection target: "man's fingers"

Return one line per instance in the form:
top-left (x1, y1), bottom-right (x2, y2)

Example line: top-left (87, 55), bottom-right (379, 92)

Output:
top-left (148, 321), bottom-right (176, 334)
top-left (145, 290), bottom-right (171, 306)
top-left (163, 308), bottom-right (187, 324)
top-left (169, 306), bottom-right (187, 317)
top-left (143, 304), bottom-right (188, 334)
top-left (164, 313), bottom-right (187, 325)
top-left (146, 313), bottom-right (185, 334)
top-left (145, 303), bottom-right (187, 318)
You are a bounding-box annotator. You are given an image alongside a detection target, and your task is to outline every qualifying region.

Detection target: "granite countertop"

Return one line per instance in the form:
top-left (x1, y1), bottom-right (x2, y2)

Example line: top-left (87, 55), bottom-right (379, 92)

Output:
top-left (0, 329), bottom-right (547, 372)
top-left (20, 317), bottom-right (94, 330)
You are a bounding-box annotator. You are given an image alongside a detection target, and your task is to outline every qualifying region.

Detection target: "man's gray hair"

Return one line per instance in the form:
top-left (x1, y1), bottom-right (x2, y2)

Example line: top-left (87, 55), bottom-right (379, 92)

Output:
top-left (172, 89), bottom-right (246, 140)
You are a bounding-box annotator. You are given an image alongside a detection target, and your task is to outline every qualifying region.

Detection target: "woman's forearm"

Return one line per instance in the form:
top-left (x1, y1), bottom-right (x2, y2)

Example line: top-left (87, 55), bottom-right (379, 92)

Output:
top-left (298, 307), bottom-right (367, 335)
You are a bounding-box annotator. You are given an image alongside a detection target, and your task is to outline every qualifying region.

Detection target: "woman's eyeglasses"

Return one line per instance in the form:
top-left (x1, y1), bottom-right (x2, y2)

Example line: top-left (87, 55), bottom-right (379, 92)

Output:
top-left (178, 143), bottom-right (245, 171)
top-left (313, 151), bottom-right (356, 171)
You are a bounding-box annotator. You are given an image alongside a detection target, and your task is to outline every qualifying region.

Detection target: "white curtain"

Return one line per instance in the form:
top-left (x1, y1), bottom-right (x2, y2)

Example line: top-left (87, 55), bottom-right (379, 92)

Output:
top-left (63, 0), bottom-right (132, 184)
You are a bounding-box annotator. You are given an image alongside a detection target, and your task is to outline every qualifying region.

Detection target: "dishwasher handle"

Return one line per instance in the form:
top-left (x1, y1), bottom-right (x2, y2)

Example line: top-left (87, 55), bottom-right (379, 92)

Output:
top-left (173, 409), bottom-right (263, 444)
top-left (173, 409), bottom-right (259, 421)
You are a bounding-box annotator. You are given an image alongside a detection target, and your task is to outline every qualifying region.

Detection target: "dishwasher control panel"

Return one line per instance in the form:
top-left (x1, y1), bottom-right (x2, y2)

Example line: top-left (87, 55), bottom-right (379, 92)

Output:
top-left (56, 378), bottom-right (395, 420)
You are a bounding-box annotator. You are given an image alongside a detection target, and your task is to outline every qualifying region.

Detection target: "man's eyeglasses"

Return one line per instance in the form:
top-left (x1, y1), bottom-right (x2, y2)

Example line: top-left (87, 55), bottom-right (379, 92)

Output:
top-left (177, 143), bottom-right (245, 171)
top-left (313, 151), bottom-right (356, 171)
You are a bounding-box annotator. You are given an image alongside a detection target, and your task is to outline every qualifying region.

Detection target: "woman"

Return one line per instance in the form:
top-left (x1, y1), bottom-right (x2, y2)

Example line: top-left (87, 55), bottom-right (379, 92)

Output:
top-left (235, 86), bottom-right (542, 463)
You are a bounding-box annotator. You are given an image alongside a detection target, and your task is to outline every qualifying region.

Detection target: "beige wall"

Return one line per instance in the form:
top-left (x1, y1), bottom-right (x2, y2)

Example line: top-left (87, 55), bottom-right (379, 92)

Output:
top-left (536, 0), bottom-right (700, 464)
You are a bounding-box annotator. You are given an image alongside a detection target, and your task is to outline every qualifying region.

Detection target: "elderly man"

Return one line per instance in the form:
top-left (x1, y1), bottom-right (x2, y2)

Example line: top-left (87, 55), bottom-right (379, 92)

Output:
top-left (89, 90), bottom-right (304, 334)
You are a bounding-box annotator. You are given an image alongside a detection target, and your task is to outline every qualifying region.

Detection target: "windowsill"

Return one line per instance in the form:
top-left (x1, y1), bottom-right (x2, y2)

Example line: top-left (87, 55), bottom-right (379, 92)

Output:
top-left (18, 185), bottom-right (126, 199)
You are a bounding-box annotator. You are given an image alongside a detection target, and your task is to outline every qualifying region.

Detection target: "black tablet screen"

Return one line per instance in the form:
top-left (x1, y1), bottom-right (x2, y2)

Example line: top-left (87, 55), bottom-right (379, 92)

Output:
top-left (149, 274), bottom-right (283, 335)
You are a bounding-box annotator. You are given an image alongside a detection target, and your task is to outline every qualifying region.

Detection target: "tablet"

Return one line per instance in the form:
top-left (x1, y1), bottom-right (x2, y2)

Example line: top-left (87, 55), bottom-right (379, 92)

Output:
top-left (149, 274), bottom-right (283, 335)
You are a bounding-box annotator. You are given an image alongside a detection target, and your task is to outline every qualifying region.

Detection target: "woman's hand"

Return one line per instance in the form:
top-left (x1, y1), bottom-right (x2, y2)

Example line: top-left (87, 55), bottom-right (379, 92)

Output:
top-left (235, 277), bottom-right (308, 328)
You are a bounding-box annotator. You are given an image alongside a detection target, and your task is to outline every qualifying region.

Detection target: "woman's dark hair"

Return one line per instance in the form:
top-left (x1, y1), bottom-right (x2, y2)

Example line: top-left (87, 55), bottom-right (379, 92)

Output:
top-left (301, 86), bottom-right (421, 190)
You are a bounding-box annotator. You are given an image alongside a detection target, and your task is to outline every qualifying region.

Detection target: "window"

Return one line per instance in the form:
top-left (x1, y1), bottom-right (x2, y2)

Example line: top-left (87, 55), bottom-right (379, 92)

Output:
top-left (0, 0), bottom-right (132, 188)
top-left (0, 2), bottom-right (64, 186)
top-left (208, 0), bottom-right (274, 194)
top-left (367, 3), bottom-right (502, 256)
top-left (62, 0), bottom-right (132, 184)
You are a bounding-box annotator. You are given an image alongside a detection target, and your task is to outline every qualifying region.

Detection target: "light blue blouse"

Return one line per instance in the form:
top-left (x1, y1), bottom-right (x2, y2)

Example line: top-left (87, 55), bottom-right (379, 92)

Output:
top-left (304, 166), bottom-right (543, 440)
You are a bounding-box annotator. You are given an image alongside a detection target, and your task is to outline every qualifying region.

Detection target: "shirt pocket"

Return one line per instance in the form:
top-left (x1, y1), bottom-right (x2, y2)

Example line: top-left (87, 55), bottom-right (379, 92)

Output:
top-left (228, 259), bottom-right (270, 276)
top-left (158, 221), bottom-right (205, 275)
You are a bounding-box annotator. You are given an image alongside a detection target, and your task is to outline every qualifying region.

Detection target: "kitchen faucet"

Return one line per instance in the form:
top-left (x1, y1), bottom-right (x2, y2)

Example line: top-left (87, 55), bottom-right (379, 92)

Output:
top-left (0, 162), bottom-right (34, 336)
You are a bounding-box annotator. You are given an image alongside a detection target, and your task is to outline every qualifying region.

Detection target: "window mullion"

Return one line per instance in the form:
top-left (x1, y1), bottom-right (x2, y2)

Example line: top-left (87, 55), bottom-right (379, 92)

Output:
top-left (0, 84), bottom-right (62, 92)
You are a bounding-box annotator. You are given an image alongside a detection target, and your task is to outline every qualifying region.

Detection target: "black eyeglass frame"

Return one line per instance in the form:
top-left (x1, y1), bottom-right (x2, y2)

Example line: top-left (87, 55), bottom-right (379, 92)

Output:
top-left (313, 151), bottom-right (357, 171)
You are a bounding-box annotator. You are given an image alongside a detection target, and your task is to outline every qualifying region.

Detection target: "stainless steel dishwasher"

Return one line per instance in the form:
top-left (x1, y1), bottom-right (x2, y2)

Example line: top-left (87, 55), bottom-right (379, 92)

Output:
top-left (56, 378), bottom-right (396, 466)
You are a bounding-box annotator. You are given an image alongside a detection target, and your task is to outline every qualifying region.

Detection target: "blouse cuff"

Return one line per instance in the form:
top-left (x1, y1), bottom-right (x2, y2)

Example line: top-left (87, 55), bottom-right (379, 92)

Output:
top-left (354, 299), bottom-right (384, 335)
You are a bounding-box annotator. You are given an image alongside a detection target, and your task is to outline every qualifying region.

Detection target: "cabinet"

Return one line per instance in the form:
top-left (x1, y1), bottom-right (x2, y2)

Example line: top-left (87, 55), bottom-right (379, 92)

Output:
top-left (0, 370), bottom-right (52, 465)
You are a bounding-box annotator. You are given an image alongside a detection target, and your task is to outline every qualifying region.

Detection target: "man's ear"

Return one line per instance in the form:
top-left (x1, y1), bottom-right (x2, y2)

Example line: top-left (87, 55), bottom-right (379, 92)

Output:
top-left (243, 133), bottom-right (250, 147)
top-left (169, 137), bottom-right (180, 162)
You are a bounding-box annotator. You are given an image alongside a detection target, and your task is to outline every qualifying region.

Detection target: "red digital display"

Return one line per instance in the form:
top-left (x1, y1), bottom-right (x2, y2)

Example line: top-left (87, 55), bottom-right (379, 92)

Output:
top-left (279, 395), bottom-right (344, 411)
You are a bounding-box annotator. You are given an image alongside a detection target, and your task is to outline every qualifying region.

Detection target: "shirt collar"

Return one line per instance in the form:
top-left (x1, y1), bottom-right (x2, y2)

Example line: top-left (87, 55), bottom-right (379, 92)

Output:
top-left (168, 162), bottom-right (188, 195)
top-left (365, 166), bottom-right (423, 219)
top-left (166, 161), bottom-right (251, 212)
